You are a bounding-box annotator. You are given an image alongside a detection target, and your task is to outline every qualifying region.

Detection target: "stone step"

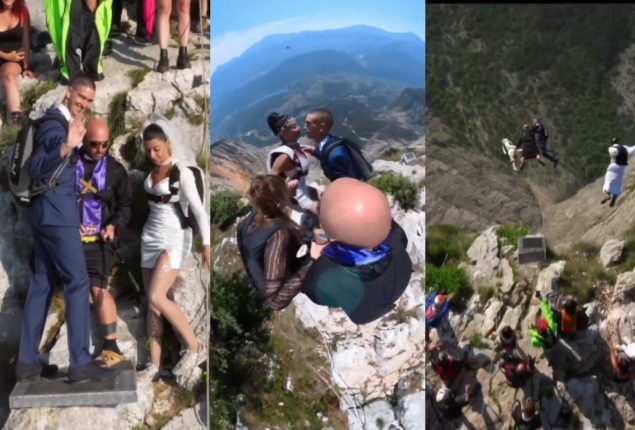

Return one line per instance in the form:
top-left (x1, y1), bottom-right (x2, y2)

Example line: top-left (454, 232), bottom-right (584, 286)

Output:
top-left (9, 361), bottom-right (137, 409)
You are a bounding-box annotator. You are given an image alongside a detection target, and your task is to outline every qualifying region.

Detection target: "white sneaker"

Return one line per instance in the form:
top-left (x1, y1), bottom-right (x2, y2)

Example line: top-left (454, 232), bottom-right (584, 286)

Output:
top-left (138, 363), bottom-right (159, 382)
top-left (172, 346), bottom-right (207, 377)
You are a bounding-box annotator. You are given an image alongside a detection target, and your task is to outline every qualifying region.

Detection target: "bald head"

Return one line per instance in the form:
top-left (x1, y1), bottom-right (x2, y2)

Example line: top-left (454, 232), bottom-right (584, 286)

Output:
top-left (320, 178), bottom-right (392, 248)
top-left (87, 117), bottom-right (110, 142)
top-left (83, 117), bottom-right (110, 160)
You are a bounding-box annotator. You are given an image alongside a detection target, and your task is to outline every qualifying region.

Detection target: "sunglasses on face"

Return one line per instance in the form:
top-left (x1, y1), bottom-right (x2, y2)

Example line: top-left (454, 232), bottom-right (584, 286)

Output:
top-left (89, 141), bottom-right (110, 149)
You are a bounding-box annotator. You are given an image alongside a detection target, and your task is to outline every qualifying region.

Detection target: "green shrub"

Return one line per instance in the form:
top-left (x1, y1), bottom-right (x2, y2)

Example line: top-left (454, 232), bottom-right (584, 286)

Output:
top-left (126, 68), bottom-right (150, 89)
top-left (496, 224), bottom-right (529, 249)
top-left (0, 124), bottom-right (20, 151)
top-left (108, 92), bottom-right (127, 138)
top-left (370, 172), bottom-right (420, 210)
top-left (561, 243), bottom-right (615, 303)
top-left (425, 264), bottom-right (473, 309)
top-left (211, 190), bottom-right (246, 230)
top-left (427, 224), bottom-right (474, 267)
top-left (210, 271), bottom-right (271, 429)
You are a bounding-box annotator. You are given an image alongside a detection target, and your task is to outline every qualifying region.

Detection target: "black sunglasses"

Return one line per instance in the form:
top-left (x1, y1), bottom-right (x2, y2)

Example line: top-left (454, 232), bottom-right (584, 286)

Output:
top-left (89, 140), bottom-right (110, 149)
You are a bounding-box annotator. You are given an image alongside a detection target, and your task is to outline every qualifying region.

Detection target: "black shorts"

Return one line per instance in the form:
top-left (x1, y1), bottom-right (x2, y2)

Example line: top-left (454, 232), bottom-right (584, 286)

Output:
top-left (82, 241), bottom-right (115, 288)
top-left (0, 59), bottom-right (24, 71)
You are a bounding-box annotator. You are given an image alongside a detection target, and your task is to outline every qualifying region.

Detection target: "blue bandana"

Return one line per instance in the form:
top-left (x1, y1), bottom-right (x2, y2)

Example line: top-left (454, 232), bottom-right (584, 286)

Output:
top-left (322, 240), bottom-right (391, 266)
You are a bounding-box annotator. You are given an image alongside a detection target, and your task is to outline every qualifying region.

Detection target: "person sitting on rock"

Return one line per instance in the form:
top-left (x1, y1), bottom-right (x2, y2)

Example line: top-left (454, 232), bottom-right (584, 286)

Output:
top-left (529, 298), bottom-right (558, 349)
top-left (237, 175), bottom-right (316, 310)
top-left (553, 294), bottom-right (589, 339)
top-left (495, 325), bottom-right (517, 353)
top-left (511, 397), bottom-right (542, 430)
top-left (601, 137), bottom-right (635, 207)
top-left (500, 350), bottom-right (534, 388)
top-left (0, 0), bottom-right (35, 125)
top-left (427, 342), bottom-right (466, 385)
top-left (435, 383), bottom-right (481, 420)
top-left (425, 291), bottom-right (451, 327)
top-left (301, 178), bottom-right (413, 324)
top-left (606, 319), bottom-right (633, 383)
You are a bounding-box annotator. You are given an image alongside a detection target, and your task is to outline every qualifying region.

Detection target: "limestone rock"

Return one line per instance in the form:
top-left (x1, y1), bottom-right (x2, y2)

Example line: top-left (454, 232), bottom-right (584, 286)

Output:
top-left (536, 260), bottom-right (566, 297)
top-left (162, 400), bottom-right (207, 430)
top-left (600, 239), bottom-right (625, 267)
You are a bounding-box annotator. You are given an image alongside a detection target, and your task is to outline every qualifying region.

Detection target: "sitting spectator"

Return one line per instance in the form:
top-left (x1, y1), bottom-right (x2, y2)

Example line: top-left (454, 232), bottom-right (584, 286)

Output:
top-left (436, 383), bottom-right (481, 420)
top-left (0, 0), bottom-right (34, 125)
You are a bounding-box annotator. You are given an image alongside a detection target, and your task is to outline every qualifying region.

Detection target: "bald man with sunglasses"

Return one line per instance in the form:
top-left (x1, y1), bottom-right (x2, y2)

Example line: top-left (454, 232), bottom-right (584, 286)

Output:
top-left (77, 117), bottom-right (131, 367)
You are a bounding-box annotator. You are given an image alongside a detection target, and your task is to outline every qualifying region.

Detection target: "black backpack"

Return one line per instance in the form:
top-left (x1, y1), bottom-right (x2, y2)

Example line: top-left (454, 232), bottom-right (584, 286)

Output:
top-left (321, 137), bottom-right (373, 181)
top-left (147, 164), bottom-right (207, 235)
top-left (8, 114), bottom-right (70, 206)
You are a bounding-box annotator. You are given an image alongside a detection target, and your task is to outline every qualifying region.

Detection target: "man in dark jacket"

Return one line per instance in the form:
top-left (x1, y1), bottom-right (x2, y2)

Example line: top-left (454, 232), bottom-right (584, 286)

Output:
top-left (303, 108), bottom-right (365, 181)
top-left (533, 117), bottom-right (558, 168)
top-left (77, 117), bottom-right (131, 367)
top-left (17, 75), bottom-right (120, 383)
top-left (302, 178), bottom-right (412, 324)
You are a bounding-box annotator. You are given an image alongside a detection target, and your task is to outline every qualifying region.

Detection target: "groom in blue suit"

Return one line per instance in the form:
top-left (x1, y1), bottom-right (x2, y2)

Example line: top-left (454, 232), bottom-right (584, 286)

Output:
top-left (17, 75), bottom-right (120, 384)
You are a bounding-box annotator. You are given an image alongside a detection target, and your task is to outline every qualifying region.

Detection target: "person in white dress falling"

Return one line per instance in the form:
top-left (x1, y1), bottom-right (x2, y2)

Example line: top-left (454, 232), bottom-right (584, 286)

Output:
top-left (602, 137), bottom-right (635, 207)
top-left (138, 113), bottom-right (210, 381)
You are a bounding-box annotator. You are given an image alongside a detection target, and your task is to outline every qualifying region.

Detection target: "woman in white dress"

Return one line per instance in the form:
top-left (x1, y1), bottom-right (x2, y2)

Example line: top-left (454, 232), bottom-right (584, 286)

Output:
top-left (139, 113), bottom-right (210, 379)
top-left (602, 137), bottom-right (635, 207)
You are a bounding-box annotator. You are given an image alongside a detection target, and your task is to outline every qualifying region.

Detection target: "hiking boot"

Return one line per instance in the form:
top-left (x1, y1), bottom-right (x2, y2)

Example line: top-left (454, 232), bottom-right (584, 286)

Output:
top-left (176, 47), bottom-right (191, 70)
top-left (172, 345), bottom-right (206, 377)
top-left (95, 349), bottom-right (125, 368)
top-left (601, 195), bottom-right (611, 204)
top-left (553, 159), bottom-right (559, 168)
top-left (68, 361), bottom-right (121, 384)
top-left (156, 49), bottom-right (169, 73)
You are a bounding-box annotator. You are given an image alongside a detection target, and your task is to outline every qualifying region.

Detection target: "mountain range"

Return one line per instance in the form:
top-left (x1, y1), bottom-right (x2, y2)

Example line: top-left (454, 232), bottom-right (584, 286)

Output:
top-left (211, 25), bottom-right (425, 145)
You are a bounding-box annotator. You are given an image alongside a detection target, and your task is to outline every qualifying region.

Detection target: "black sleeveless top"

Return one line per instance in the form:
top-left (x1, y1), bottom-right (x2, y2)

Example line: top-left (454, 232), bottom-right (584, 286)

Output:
top-left (0, 22), bottom-right (23, 54)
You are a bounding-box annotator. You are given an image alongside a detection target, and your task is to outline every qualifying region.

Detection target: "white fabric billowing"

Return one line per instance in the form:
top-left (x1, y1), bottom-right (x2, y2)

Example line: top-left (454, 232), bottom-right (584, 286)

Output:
top-left (142, 173), bottom-right (192, 269)
top-left (603, 145), bottom-right (635, 196)
top-left (266, 144), bottom-right (313, 209)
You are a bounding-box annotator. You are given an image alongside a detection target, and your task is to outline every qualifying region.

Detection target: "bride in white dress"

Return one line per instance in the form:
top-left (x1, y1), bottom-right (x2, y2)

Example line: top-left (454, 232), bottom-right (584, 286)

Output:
top-left (139, 113), bottom-right (210, 380)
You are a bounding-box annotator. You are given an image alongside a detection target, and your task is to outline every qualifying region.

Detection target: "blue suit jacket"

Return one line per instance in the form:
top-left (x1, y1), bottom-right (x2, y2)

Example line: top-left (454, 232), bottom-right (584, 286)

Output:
top-left (317, 135), bottom-right (358, 181)
top-left (28, 107), bottom-right (80, 227)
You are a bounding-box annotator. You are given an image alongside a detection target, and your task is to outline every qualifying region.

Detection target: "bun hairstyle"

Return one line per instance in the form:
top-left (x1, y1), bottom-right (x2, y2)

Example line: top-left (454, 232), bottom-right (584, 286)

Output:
top-left (143, 123), bottom-right (171, 155)
top-left (267, 112), bottom-right (290, 136)
top-left (142, 123), bottom-right (168, 142)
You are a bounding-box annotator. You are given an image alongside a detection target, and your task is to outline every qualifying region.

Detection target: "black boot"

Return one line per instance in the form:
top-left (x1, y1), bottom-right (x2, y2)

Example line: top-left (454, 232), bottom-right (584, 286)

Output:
top-left (157, 49), bottom-right (169, 73)
top-left (176, 46), bottom-right (191, 70)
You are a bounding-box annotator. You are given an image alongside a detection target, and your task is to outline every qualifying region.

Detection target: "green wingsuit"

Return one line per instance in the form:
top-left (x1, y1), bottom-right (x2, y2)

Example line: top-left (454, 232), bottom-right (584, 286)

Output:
top-left (46, 0), bottom-right (112, 81)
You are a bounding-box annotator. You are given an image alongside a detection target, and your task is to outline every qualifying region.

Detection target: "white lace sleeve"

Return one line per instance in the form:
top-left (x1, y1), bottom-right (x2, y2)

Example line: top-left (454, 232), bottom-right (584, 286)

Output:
top-left (179, 166), bottom-right (211, 246)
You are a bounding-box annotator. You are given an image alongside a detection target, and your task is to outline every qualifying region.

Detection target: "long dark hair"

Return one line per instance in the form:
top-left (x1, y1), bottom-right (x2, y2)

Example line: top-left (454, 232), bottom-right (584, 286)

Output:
top-left (1, 0), bottom-right (28, 19)
top-left (246, 175), bottom-right (307, 239)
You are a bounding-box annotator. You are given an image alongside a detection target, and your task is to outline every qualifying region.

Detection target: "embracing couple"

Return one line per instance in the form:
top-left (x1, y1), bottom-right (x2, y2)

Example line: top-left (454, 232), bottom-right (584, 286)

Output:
top-left (266, 108), bottom-right (369, 218)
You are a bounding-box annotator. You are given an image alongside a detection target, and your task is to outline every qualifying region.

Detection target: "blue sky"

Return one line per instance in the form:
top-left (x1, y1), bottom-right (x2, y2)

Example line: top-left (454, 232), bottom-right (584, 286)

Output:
top-left (211, 0), bottom-right (425, 73)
